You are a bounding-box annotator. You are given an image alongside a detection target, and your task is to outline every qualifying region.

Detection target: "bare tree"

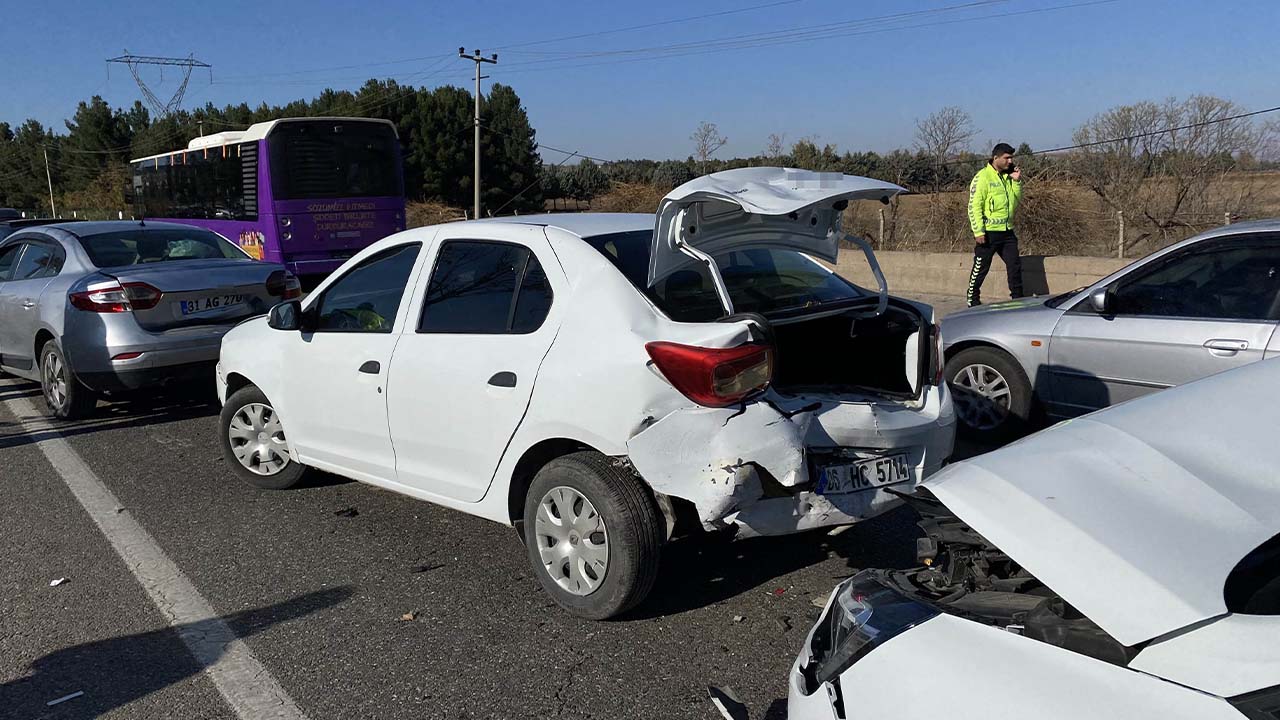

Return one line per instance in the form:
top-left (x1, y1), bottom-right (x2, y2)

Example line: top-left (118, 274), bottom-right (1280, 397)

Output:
top-left (691, 121), bottom-right (728, 174)
top-left (765, 132), bottom-right (786, 161)
top-left (1070, 95), bottom-right (1273, 252)
top-left (914, 106), bottom-right (978, 193)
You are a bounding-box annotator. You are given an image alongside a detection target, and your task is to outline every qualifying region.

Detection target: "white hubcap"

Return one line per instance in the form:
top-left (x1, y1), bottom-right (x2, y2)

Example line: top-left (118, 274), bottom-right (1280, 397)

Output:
top-left (228, 402), bottom-right (291, 475)
top-left (534, 486), bottom-right (609, 596)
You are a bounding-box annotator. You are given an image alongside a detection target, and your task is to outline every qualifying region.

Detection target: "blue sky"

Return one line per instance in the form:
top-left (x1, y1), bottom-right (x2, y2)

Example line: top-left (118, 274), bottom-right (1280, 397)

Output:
top-left (0, 0), bottom-right (1275, 161)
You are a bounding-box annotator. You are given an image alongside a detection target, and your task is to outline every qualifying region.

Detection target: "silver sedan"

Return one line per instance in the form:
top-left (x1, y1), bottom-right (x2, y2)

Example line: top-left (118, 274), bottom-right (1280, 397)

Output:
top-left (0, 221), bottom-right (298, 419)
top-left (941, 219), bottom-right (1280, 438)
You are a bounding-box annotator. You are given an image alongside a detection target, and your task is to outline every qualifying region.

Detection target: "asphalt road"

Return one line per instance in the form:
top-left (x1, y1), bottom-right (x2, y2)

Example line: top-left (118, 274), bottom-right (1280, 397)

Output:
top-left (0, 292), bottom-right (983, 720)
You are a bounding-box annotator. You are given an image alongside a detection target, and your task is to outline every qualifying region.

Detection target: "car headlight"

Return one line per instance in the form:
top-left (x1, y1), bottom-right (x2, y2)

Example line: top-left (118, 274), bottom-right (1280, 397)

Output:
top-left (803, 571), bottom-right (939, 691)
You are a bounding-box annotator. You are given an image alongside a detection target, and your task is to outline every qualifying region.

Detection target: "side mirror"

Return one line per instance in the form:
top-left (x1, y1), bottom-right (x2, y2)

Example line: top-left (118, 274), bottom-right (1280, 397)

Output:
top-left (267, 300), bottom-right (303, 330)
top-left (1088, 287), bottom-right (1112, 314)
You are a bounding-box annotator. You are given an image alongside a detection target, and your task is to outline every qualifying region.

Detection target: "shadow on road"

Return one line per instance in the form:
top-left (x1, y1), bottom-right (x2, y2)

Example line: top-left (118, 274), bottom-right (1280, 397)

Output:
top-left (0, 586), bottom-right (354, 718)
top-left (0, 381), bottom-right (219, 451)
top-left (629, 505), bottom-right (923, 621)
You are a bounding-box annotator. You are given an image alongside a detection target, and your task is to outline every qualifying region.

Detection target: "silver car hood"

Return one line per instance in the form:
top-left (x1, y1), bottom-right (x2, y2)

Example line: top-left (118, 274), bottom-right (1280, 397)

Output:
top-left (924, 359), bottom-right (1280, 646)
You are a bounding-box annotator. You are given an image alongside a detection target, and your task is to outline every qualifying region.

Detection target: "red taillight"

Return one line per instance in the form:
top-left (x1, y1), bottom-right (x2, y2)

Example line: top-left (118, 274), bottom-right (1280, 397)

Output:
top-left (69, 281), bottom-right (162, 313)
top-left (645, 342), bottom-right (774, 408)
top-left (266, 270), bottom-right (302, 300)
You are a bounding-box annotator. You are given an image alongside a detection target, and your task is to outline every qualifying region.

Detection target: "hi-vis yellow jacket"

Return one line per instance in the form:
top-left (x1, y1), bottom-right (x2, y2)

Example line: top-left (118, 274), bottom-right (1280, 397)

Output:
top-left (968, 163), bottom-right (1022, 237)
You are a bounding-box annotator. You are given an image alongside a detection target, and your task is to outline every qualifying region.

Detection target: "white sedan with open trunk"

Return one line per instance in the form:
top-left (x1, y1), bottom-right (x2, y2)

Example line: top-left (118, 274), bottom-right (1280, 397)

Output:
top-left (215, 168), bottom-right (955, 618)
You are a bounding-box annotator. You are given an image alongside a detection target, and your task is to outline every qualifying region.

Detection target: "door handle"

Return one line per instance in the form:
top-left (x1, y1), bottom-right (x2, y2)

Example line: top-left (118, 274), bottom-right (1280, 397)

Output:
top-left (21, 300), bottom-right (35, 309)
top-left (1204, 339), bottom-right (1248, 356)
top-left (488, 371), bottom-right (517, 388)
top-left (358, 360), bottom-right (380, 374)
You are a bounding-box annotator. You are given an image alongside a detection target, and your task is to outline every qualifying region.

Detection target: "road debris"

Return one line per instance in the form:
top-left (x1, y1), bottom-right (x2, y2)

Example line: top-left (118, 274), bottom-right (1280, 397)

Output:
top-left (47, 691), bottom-right (84, 706)
top-left (768, 586), bottom-right (787, 597)
top-left (776, 615), bottom-right (793, 632)
top-left (400, 611), bottom-right (418, 621)
top-left (707, 686), bottom-right (749, 720)
top-left (333, 508), bottom-right (359, 518)
top-left (410, 564), bottom-right (445, 574)
top-left (811, 596), bottom-right (827, 608)
top-left (114, 506), bottom-right (126, 514)
top-left (49, 578), bottom-right (69, 587)
top-left (732, 614), bottom-right (745, 623)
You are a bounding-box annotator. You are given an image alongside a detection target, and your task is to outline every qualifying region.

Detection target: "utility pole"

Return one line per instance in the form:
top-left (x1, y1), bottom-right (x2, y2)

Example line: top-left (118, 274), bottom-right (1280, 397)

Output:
top-left (42, 149), bottom-right (57, 218)
top-left (459, 48), bottom-right (497, 219)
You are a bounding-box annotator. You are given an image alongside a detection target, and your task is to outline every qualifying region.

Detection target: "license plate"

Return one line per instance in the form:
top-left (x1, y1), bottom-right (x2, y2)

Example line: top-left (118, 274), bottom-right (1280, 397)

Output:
top-left (176, 294), bottom-right (246, 316)
top-left (818, 453), bottom-right (913, 495)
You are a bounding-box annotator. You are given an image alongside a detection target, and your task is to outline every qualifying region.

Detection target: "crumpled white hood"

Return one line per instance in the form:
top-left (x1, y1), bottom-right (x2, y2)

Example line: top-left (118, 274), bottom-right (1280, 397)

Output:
top-left (925, 359), bottom-right (1280, 646)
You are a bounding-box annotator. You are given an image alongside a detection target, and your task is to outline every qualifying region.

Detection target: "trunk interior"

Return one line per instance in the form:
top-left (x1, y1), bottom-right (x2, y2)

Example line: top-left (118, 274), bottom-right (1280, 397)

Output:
top-left (769, 300), bottom-right (929, 399)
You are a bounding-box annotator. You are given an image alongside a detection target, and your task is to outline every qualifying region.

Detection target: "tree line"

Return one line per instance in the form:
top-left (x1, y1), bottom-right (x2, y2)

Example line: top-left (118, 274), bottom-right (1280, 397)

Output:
top-left (0, 79), bottom-right (544, 215)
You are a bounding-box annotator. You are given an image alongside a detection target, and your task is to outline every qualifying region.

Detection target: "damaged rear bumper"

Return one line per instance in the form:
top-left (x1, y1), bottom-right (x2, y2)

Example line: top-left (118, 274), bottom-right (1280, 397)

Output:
top-left (627, 386), bottom-right (955, 538)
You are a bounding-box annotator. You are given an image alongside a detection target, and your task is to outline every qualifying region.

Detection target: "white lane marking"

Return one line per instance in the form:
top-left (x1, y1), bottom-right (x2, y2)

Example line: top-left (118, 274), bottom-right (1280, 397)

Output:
top-left (6, 392), bottom-right (310, 720)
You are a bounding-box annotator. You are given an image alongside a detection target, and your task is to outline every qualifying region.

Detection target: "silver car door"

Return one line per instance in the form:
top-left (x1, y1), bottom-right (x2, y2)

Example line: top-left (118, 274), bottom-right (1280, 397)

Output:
top-left (0, 240), bottom-right (64, 371)
top-left (1047, 234), bottom-right (1280, 417)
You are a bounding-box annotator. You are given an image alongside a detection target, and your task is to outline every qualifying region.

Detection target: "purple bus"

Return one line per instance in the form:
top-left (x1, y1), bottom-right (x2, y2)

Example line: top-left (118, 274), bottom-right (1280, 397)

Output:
top-left (129, 117), bottom-right (406, 279)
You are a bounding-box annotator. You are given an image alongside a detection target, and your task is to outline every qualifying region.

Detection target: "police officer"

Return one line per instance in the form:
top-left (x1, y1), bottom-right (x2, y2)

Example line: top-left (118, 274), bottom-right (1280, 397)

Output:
top-left (966, 142), bottom-right (1024, 306)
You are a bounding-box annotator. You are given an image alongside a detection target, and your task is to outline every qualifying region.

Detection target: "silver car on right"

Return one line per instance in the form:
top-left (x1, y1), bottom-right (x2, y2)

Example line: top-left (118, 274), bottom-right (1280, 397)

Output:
top-left (942, 219), bottom-right (1280, 439)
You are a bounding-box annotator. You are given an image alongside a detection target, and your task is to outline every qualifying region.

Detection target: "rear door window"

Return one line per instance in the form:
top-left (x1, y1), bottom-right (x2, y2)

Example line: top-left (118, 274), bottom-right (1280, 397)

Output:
top-left (13, 242), bottom-right (64, 279)
top-left (418, 241), bottom-right (554, 334)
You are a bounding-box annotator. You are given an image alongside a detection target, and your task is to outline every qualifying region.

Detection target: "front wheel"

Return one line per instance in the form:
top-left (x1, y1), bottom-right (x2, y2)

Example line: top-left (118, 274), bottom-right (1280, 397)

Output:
top-left (219, 386), bottom-right (306, 490)
top-left (945, 346), bottom-right (1033, 442)
top-left (40, 341), bottom-right (97, 420)
top-left (523, 452), bottom-right (663, 620)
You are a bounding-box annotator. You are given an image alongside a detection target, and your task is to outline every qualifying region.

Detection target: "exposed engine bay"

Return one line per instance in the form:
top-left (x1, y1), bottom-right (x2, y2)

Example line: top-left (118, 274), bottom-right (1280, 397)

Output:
top-left (884, 491), bottom-right (1140, 666)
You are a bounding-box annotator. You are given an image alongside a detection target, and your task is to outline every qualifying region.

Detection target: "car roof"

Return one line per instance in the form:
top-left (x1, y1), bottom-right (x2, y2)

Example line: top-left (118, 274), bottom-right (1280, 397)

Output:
top-left (23, 220), bottom-right (211, 238)
top-left (472, 213), bottom-right (654, 239)
top-left (1202, 217), bottom-right (1280, 236)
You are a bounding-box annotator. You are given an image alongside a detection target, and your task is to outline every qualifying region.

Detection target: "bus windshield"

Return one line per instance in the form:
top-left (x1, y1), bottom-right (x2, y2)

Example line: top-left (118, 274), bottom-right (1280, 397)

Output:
top-left (268, 121), bottom-right (401, 200)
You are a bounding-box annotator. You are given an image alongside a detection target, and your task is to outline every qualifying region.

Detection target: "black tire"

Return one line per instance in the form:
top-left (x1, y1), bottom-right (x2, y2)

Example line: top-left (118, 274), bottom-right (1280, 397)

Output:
top-left (219, 385), bottom-right (306, 490)
top-left (523, 451), bottom-right (663, 620)
top-left (945, 346), bottom-right (1033, 443)
top-left (39, 341), bottom-right (97, 420)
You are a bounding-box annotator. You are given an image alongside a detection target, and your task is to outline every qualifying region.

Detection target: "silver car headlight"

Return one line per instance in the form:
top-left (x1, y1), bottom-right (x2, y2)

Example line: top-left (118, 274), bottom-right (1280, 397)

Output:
top-left (802, 571), bottom-right (939, 691)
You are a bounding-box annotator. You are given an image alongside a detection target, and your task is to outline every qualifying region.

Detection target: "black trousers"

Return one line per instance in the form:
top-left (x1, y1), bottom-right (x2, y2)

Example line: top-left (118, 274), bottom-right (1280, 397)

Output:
top-left (967, 229), bottom-right (1024, 305)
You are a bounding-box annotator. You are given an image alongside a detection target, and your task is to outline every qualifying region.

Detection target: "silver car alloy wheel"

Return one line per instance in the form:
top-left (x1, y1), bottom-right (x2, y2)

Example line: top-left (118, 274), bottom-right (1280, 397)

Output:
top-left (42, 351), bottom-right (68, 413)
top-left (951, 363), bottom-right (1012, 431)
top-left (534, 486), bottom-right (609, 596)
top-left (227, 402), bottom-right (292, 476)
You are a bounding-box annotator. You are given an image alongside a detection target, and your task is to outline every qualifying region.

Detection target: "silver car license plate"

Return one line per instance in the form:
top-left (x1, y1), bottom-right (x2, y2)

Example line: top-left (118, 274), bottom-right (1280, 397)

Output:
top-left (176, 294), bottom-right (245, 316)
top-left (818, 453), bottom-right (913, 495)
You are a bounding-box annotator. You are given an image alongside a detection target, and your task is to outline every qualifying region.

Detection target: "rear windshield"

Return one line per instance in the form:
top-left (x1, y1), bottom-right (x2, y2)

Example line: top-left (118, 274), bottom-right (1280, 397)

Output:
top-left (78, 228), bottom-right (247, 268)
top-left (268, 121), bottom-right (401, 200)
top-left (586, 230), bottom-right (865, 322)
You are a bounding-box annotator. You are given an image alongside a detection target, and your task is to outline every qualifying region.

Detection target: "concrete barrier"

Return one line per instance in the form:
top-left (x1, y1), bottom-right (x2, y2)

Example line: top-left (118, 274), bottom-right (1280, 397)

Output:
top-left (832, 250), bottom-right (1129, 298)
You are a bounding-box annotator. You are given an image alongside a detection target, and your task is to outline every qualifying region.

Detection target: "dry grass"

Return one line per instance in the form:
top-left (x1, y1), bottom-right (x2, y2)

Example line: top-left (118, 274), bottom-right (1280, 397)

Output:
top-left (393, 172), bottom-right (1280, 257)
top-left (407, 200), bottom-right (466, 228)
top-left (585, 183), bottom-right (665, 214)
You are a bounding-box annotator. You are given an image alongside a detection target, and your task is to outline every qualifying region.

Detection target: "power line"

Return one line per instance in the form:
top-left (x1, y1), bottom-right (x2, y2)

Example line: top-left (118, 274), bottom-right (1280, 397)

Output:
top-left (492, 0), bottom-right (804, 50)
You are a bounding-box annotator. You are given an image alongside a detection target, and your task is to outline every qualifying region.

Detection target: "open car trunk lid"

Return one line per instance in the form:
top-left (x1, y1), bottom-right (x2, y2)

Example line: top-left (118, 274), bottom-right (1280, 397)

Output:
top-left (922, 358), bottom-right (1280, 647)
top-left (649, 167), bottom-right (904, 313)
top-left (104, 259), bottom-right (284, 331)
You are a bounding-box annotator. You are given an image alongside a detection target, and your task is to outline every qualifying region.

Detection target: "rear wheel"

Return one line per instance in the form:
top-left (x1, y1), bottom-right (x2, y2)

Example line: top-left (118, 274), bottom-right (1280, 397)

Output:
top-left (945, 346), bottom-right (1032, 442)
top-left (523, 452), bottom-right (663, 620)
top-left (39, 342), bottom-right (97, 420)
top-left (219, 385), bottom-right (306, 489)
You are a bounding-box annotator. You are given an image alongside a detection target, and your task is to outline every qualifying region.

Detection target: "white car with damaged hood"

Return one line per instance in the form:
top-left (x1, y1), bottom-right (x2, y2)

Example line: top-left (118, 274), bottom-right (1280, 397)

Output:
top-left (782, 358), bottom-right (1280, 719)
top-left (215, 168), bottom-right (955, 618)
